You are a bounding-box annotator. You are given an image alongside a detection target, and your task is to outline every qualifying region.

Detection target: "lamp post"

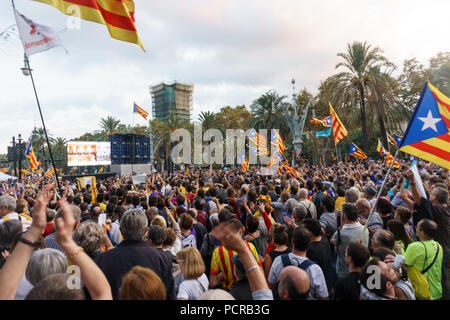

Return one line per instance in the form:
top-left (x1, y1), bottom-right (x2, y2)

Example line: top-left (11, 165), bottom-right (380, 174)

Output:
top-left (281, 79), bottom-right (315, 164)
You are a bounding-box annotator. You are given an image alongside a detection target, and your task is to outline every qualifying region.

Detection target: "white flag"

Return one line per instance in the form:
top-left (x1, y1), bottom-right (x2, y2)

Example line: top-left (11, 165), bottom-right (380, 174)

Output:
top-left (410, 163), bottom-right (427, 199)
top-left (14, 9), bottom-right (64, 57)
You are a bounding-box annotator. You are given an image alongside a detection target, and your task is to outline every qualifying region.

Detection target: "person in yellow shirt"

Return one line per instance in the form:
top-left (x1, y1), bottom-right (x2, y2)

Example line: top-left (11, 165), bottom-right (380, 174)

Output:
top-left (210, 219), bottom-right (261, 290)
top-left (335, 186), bottom-right (346, 211)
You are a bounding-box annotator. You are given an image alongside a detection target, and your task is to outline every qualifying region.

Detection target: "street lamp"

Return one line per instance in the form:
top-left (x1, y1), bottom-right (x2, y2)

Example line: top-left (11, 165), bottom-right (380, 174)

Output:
top-left (21, 53), bottom-right (32, 76)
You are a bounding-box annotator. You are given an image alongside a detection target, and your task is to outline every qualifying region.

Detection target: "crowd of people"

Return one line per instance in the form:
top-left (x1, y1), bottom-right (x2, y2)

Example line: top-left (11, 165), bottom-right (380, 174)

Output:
top-left (0, 159), bottom-right (448, 300)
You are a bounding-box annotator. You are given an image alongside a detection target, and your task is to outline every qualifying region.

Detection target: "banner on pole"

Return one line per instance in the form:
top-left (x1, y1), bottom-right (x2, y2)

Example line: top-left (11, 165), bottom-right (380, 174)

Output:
top-left (14, 8), bottom-right (65, 57)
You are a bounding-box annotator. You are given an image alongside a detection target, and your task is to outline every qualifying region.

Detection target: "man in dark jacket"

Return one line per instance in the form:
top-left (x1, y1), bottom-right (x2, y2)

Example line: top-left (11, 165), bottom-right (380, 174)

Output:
top-left (95, 209), bottom-right (175, 300)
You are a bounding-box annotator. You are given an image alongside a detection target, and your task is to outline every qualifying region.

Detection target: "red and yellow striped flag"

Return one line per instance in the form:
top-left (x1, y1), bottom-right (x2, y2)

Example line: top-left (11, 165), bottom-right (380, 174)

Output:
top-left (330, 103), bottom-right (348, 145)
top-left (133, 102), bottom-right (149, 120)
top-left (387, 133), bottom-right (397, 147)
top-left (33, 0), bottom-right (145, 51)
top-left (377, 140), bottom-right (400, 168)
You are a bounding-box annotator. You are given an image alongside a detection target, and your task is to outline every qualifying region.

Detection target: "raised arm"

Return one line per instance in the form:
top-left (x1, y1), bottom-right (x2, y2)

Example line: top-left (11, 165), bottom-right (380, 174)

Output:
top-left (406, 169), bottom-right (422, 207)
top-left (211, 222), bottom-right (271, 297)
top-left (56, 200), bottom-right (112, 300)
top-left (0, 183), bottom-right (55, 299)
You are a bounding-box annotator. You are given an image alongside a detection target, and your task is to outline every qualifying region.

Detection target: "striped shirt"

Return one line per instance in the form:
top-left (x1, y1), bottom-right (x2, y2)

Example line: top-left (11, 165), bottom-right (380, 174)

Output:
top-left (43, 233), bottom-right (65, 255)
top-left (210, 241), bottom-right (261, 290)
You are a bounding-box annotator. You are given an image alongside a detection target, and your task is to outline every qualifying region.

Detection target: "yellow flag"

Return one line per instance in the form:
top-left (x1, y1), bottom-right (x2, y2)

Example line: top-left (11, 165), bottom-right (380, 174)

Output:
top-left (76, 176), bottom-right (97, 203)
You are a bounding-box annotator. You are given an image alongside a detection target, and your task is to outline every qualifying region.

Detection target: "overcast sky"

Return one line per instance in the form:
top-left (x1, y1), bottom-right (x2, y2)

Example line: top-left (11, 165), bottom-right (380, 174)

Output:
top-left (0, 0), bottom-right (449, 153)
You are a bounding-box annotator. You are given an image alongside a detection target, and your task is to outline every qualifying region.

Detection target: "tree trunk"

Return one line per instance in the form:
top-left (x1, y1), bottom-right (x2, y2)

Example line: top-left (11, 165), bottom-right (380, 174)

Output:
top-left (377, 100), bottom-right (388, 148)
top-left (358, 84), bottom-right (368, 152)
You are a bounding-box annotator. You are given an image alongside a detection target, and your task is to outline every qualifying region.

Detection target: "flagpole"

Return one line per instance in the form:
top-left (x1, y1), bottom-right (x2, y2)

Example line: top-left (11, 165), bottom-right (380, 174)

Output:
top-left (360, 149), bottom-right (399, 240)
top-left (23, 53), bottom-right (62, 195)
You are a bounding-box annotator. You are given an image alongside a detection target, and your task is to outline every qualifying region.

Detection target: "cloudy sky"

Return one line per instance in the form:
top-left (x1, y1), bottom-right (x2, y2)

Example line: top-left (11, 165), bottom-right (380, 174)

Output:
top-left (0, 0), bottom-right (449, 153)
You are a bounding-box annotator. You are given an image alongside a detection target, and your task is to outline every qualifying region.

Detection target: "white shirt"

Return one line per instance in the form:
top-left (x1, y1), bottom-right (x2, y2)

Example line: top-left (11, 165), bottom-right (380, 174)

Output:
top-left (268, 252), bottom-right (329, 299)
top-left (0, 212), bottom-right (31, 232)
top-left (177, 273), bottom-right (209, 300)
top-left (110, 220), bottom-right (122, 245)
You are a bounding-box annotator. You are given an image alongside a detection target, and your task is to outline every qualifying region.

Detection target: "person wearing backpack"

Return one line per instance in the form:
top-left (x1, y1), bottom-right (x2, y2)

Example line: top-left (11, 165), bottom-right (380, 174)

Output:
top-left (268, 227), bottom-right (329, 300)
top-left (405, 219), bottom-right (443, 300)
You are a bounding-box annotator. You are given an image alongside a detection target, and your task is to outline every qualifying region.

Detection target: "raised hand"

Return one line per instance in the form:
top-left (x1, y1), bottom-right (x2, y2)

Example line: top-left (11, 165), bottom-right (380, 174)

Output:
top-left (55, 199), bottom-right (77, 248)
top-left (31, 183), bottom-right (56, 232)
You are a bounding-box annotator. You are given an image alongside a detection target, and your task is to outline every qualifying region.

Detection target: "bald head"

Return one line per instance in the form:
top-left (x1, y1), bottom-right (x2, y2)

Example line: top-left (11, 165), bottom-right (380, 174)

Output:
top-left (278, 266), bottom-right (310, 300)
top-left (298, 188), bottom-right (308, 200)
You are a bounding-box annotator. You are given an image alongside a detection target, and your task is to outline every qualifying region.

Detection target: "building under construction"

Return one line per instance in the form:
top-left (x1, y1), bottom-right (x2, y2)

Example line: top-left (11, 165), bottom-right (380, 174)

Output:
top-left (150, 82), bottom-right (193, 123)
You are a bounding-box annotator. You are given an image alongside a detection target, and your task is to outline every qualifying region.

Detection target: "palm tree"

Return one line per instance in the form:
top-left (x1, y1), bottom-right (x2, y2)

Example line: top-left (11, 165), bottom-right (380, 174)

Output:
top-left (334, 41), bottom-right (396, 151)
top-left (99, 116), bottom-right (121, 136)
top-left (52, 137), bottom-right (67, 169)
top-left (198, 111), bottom-right (218, 132)
top-left (250, 90), bottom-right (289, 139)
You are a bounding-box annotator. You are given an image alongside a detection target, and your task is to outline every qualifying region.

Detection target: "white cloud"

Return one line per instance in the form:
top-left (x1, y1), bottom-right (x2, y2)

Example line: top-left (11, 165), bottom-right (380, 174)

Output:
top-left (0, 0), bottom-right (449, 154)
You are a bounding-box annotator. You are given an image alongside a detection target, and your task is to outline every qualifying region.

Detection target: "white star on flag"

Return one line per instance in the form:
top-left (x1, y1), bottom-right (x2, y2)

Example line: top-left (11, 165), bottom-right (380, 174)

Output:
top-left (418, 110), bottom-right (441, 132)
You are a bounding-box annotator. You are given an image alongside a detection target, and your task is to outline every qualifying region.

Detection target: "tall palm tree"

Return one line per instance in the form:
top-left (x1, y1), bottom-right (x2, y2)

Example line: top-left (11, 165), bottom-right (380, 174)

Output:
top-left (334, 41), bottom-right (395, 151)
top-left (250, 90), bottom-right (289, 139)
top-left (366, 67), bottom-right (410, 146)
top-left (52, 137), bottom-right (67, 169)
top-left (198, 111), bottom-right (218, 132)
top-left (99, 116), bottom-right (121, 136)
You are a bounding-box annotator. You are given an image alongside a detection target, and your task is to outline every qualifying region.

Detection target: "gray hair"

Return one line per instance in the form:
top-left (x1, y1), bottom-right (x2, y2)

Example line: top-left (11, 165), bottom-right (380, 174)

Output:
top-left (285, 198), bottom-right (298, 213)
top-left (148, 206), bottom-right (158, 216)
top-left (345, 188), bottom-right (360, 204)
top-left (72, 221), bottom-right (106, 256)
top-left (25, 248), bottom-right (68, 285)
top-left (56, 204), bottom-right (81, 222)
top-left (0, 219), bottom-right (23, 248)
top-left (293, 204), bottom-right (307, 221)
top-left (120, 209), bottom-right (148, 241)
top-left (0, 195), bottom-right (17, 212)
top-left (298, 188), bottom-right (308, 200)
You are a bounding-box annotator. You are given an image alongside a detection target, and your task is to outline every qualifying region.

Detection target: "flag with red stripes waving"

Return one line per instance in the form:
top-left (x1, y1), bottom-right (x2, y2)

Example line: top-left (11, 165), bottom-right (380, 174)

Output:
top-left (133, 102), bottom-right (148, 120)
top-left (33, 0), bottom-right (145, 51)
top-left (330, 103), bottom-right (348, 145)
top-left (398, 82), bottom-right (450, 170)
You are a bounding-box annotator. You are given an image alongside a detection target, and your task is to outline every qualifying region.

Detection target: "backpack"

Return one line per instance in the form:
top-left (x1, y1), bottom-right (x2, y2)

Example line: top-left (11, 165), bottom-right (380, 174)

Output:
top-left (407, 242), bottom-right (440, 300)
top-left (272, 254), bottom-right (316, 299)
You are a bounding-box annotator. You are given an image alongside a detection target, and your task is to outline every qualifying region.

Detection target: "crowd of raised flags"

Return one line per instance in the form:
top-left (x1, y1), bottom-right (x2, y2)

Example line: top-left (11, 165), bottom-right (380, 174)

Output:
top-left (308, 81), bottom-right (450, 172)
top-left (6, 1), bottom-right (450, 182)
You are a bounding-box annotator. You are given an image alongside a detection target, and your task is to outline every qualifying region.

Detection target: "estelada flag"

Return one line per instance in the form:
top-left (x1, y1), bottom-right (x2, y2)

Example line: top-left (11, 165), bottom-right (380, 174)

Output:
top-left (270, 129), bottom-right (285, 155)
top-left (330, 103), bottom-right (348, 145)
top-left (133, 102), bottom-right (149, 120)
top-left (377, 139), bottom-right (400, 168)
top-left (248, 129), bottom-right (268, 155)
top-left (33, 0), bottom-right (145, 51)
top-left (24, 142), bottom-right (40, 171)
top-left (387, 133), bottom-right (398, 147)
top-left (267, 151), bottom-right (283, 167)
top-left (393, 134), bottom-right (403, 147)
top-left (349, 142), bottom-right (368, 160)
top-left (398, 82), bottom-right (450, 170)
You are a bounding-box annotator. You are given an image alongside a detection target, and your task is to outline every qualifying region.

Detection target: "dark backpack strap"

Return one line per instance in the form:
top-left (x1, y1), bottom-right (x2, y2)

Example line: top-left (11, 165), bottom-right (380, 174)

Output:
top-left (281, 254), bottom-right (292, 268)
top-left (422, 242), bottom-right (440, 274)
top-left (298, 259), bottom-right (315, 271)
